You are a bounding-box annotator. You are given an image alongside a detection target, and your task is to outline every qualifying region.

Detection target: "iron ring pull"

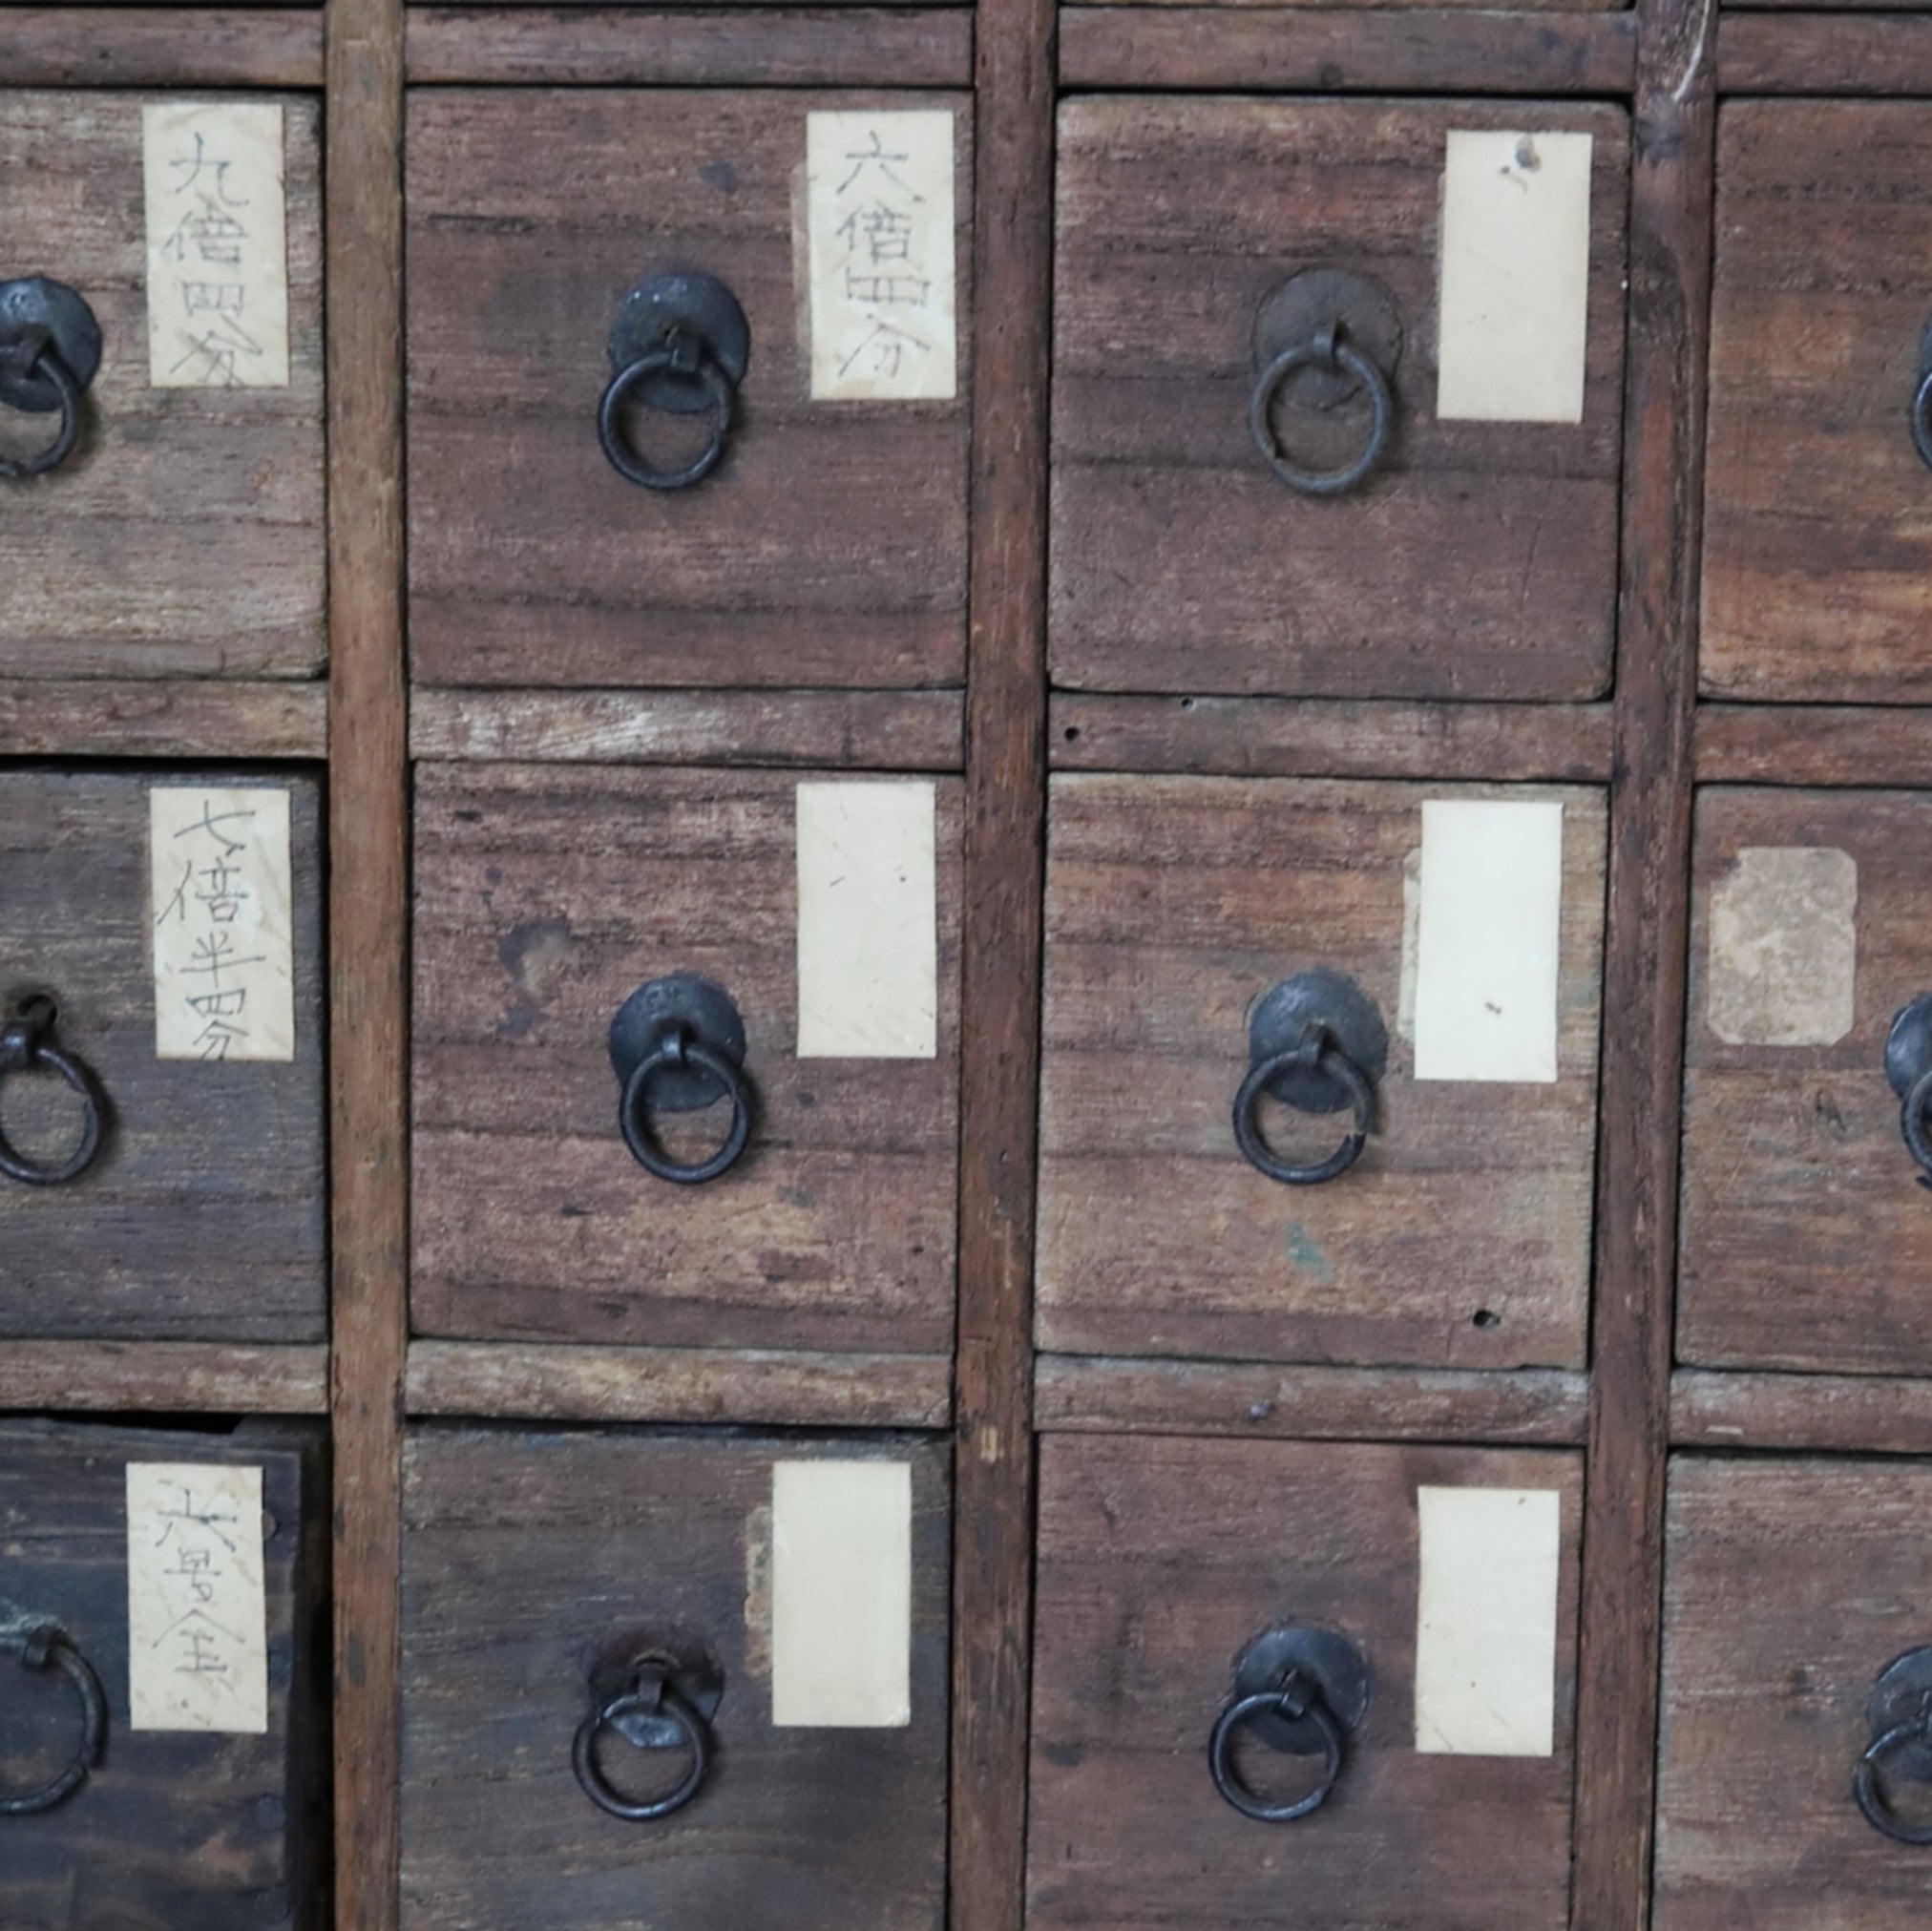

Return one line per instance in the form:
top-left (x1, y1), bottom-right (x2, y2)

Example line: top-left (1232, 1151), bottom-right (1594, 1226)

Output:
top-left (1900, 1065), bottom-right (1932, 1186)
top-left (1911, 363), bottom-right (1932, 472)
top-left (1208, 1672), bottom-right (1347, 1824)
top-left (1233, 1027), bottom-right (1376, 1186)
top-left (0, 1625), bottom-right (108, 1816)
top-left (1249, 322), bottom-right (1394, 498)
top-left (1857, 1711), bottom-right (1932, 1844)
top-left (0, 330), bottom-right (81, 481)
top-left (573, 1679), bottom-right (712, 1822)
top-left (620, 1026), bottom-right (753, 1185)
top-left (598, 335), bottom-right (737, 493)
top-left (0, 997), bottom-right (107, 1187)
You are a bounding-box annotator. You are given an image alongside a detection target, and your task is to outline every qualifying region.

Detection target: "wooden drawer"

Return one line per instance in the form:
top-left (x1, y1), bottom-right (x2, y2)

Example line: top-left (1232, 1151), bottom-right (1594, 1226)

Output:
top-left (411, 765), bottom-right (960, 1353)
top-left (0, 94), bottom-right (326, 682)
top-left (406, 91), bottom-right (971, 692)
top-left (1657, 1458), bottom-right (1932, 1928)
top-left (1038, 776), bottom-right (1606, 1369)
top-left (0, 1419), bottom-right (328, 1931)
top-left (399, 1426), bottom-right (949, 1931)
top-left (1050, 98), bottom-right (1628, 701)
top-left (0, 770), bottom-right (326, 1342)
top-left (1028, 1436), bottom-right (1581, 1931)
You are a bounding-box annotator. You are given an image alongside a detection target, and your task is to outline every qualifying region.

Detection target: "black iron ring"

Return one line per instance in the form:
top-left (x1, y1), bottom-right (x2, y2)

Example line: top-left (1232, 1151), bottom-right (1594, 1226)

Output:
top-left (1232, 1030), bottom-right (1375, 1186)
top-left (0, 1625), bottom-right (108, 1816)
top-left (1208, 1678), bottom-right (1347, 1824)
top-left (598, 344), bottom-right (735, 492)
top-left (619, 1030), bottom-right (752, 1185)
top-left (1856, 1717), bottom-right (1932, 1844)
top-left (1912, 365), bottom-right (1932, 472)
top-left (0, 1002), bottom-right (106, 1187)
top-left (0, 334), bottom-right (81, 482)
top-left (1249, 326), bottom-right (1393, 497)
top-left (1900, 1066), bottom-right (1932, 1184)
top-left (573, 1684), bottom-right (710, 1822)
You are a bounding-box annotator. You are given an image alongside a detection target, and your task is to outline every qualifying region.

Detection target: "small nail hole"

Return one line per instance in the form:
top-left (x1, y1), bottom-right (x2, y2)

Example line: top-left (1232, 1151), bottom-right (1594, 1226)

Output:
top-left (1062, 725), bottom-right (1080, 742)
top-left (1472, 1309), bottom-right (1502, 1331)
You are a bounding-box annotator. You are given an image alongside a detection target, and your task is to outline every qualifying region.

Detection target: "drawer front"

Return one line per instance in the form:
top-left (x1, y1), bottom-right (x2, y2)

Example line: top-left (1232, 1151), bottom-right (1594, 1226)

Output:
top-left (1678, 788), bottom-right (1932, 1374)
top-left (411, 765), bottom-right (960, 1353)
top-left (1657, 1458), bottom-right (1932, 1928)
top-left (0, 1420), bottom-right (326, 1931)
top-left (0, 94), bottom-right (326, 682)
top-left (400, 1427), bottom-right (950, 1931)
top-left (406, 91), bottom-right (972, 692)
top-left (1028, 1436), bottom-right (1582, 1931)
top-left (1050, 97), bottom-right (1628, 701)
top-left (1038, 775), bottom-right (1606, 1368)
top-left (0, 771), bottom-right (326, 1341)
top-left (1704, 104), bottom-right (1932, 702)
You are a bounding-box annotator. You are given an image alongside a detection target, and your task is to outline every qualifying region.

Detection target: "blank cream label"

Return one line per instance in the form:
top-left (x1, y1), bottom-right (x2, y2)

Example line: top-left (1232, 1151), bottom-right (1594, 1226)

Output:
top-left (1415, 1486), bottom-right (1561, 1756)
top-left (1413, 798), bottom-right (1564, 1082)
top-left (796, 781), bottom-right (937, 1059)
top-left (143, 101), bottom-right (290, 388)
top-left (126, 1462), bottom-right (269, 1734)
top-left (769, 1460), bottom-right (912, 1727)
top-left (1707, 846), bottom-right (1858, 1048)
top-left (150, 786), bottom-right (295, 1062)
top-left (1437, 130), bottom-right (1592, 424)
top-left (805, 110), bottom-right (956, 401)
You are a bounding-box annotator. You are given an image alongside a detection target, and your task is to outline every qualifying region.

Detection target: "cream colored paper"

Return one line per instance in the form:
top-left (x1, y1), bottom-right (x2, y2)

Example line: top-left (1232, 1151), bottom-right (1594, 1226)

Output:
top-left (805, 110), bottom-right (956, 401)
top-left (126, 1462), bottom-right (268, 1734)
top-left (1437, 130), bottom-right (1592, 424)
top-left (1413, 798), bottom-right (1564, 1082)
top-left (150, 786), bottom-right (295, 1062)
top-left (770, 1460), bottom-right (913, 1727)
top-left (1707, 847), bottom-right (1858, 1048)
top-left (795, 781), bottom-right (937, 1059)
top-left (1415, 1486), bottom-right (1561, 1756)
top-left (143, 101), bottom-right (289, 388)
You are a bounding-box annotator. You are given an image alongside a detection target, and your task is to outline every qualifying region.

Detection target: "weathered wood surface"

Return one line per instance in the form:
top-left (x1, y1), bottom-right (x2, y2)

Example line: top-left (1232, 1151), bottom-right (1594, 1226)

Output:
top-left (1696, 703), bottom-right (1932, 786)
top-left (0, 94), bottom-right (326, 682)
top-left (1717, 11), bottom-right (1932, 90)
top-left (0, 679), bottom-right (326, 759)
top-left (0, 13), bottom-right (323, 85)
top-left (399, 1426), bottom-right (950, 1930)
top-left (0, 771), bottom-right (326, 1340)
top-left (1672, 1371), bottom-right (1932, 1451)
top-left (0, 1342), bottom-right (329, 1413)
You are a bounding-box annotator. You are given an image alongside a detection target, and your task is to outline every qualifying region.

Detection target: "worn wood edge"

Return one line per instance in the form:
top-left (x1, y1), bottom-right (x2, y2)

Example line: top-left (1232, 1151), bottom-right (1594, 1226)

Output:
top-left (0, 1343), bottom-right (329, 1415)
top-left (1716, 10), bottom-right (1932, 92)
top-left (0, 679), bottom-right (327, 759)
top-left (1670, 1370), bottom-right (1932, 1452)
top-left (0, 10), bottom-right (325, 85)
top-left (1694, 703), bottom-right (1932, 786)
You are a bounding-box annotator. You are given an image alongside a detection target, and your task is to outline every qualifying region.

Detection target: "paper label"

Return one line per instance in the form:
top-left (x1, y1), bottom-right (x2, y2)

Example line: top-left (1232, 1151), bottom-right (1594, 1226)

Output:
top-left (1413, 798), bottom-right (1564, 1082)
top-left (795, 781), bottom-right (938, 1059)
top-left (805, 110), bottom-right (956, 401)
top-left (1415, 1486), bottom-right (1561, 1756)
top-left (1437, 130), bottom-right (1592, 424)
top-left (1707, 847), bottom-right (1858, 1048)
top-left (150, 786), bottom-right (296, 1062)
top-left (770, 1460), bottom-right (912, 1727)
top-left (126, 1462), bottom-right (269, 1734)
top-left (143, 101), bottom-right (290, 388)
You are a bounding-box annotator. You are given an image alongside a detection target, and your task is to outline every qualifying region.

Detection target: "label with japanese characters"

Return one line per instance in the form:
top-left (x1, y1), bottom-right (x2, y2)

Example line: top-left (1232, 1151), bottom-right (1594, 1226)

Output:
top-left (149, 786), bottom-right (296, 1062)
top-left (143, 101), bottom-right (290, 388)
top-left (126, 1462), bottom-right (269, 1734)
top-left (804, 110), bottom-right (956, 402)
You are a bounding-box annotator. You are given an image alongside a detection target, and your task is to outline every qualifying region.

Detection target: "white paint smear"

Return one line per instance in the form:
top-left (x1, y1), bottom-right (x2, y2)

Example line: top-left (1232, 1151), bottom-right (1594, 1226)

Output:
top-left (1707, 846), bottom-right (1858, 1048)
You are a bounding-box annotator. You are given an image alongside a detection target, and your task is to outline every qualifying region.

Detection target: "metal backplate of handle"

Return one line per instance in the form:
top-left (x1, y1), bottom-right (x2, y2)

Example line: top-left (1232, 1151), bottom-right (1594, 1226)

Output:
top-left (598, 271), bottom-right (750, 492)
top-left (0, 277), bottom-right (101, 481)
top-left (573, 1641), bottom-right (724, 1823)
top-left (1856, 1647), bottom-right (1932, 1844)
top-left (1233, 969), bottom-right (1387, 1186)
top-left (1884, 994), bottom-right (1932, 1189)
top-left (1209, 1624), bottom-right (1371, 1823)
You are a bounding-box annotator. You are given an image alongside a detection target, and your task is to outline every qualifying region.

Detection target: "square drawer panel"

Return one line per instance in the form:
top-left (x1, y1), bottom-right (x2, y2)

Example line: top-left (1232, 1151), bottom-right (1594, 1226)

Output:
top-left (1, 94), bottom-right (326, 681)
top-left (1028, 1436), bottom-right (1582, 1931)
top-left (1679, 789), bottom-right (1932, 1375)
top-left (1051, 98), bottom-right (1628, 701)
top-left (0, 1419), bottom-right (327, 1931)
top-left (411, 766), bottom-right (960, 1353)
top-left (400, 1426), bottom-right (949, 1931)
top-left (1656, 1458), bottom-right (1932, 1928)
top-left (407, 91), bottom-right (971, 692)
top-left (1038, 776), bottom-right (1606, 1369)
top-left (0, 770), bottom-right (326, 1342)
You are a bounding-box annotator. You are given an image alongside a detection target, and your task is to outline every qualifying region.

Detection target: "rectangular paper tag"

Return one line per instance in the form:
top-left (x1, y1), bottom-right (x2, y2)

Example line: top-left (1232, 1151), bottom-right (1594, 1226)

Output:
top-left (796, 781), bottom-right (938, 1059)
top-left (126, 1462), bottom-right (269, 1734)
top-left (143, 101), bottom-right (290, 388)
top-left (1707, 847), bottom-right (1858, 1048)
top-left (770, 1460), bottom-right (912, 1728)
top-left (1413, 798), bottom-right (1564, 1083)
top-left (1415, 1486), bottom-right (1561, 1757)
top-left (1437, 130), bottom-right (1592, 424)
top-left (805, 109), bottom-right (956, 402)
top-left (150, 786), bottom-right (296, 1062)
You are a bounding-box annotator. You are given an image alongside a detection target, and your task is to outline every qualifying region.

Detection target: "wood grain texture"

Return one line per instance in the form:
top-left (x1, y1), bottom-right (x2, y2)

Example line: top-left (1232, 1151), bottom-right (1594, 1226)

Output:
top-left (1717, 10), bottom-right (1932, 89)
top-left (0, 1342), bottom-right (328, 1413)
top-left (1050, 98), bottom-right (1628, 701)
top-left (1672, 1371), bottom-right (1932, 1451)
top-left (0, 13), bottom-right (323, 87)
top-left (1038, 775), bottom-right (1607, 1369)
top-left (406, 90), bottom-right (972, 692)
top-left (1696, 703), bottom-right (1932, 785)
top-left (1027, 1436), bottom-right (1584, 1931)
top-left (1655, 1458), bottom-right (1932, 1929)
top-left (0, 94), bottom-right (326, 682)
top-left (398, 1426), bottom-right (951, 1930)
top-left (0, 679), bottom-right (326, 758)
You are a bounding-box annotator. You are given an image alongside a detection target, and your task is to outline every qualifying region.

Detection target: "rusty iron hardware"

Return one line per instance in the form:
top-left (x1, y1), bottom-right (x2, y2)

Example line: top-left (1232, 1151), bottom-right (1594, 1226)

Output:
top-left (598, 271), bottom-right (749, 492)
top-left (0, 1616), bottom-right (108, 1816)
top-left (1233, 970), bottom-right (1386, 1186)
top-left (0, 994), bottom-right (107, 1187)
top-left (0, 278), bottom-right (101, 481)
top-left (1911, 319), bottom-right (1932, 472)
top-left (1855, 1648), bottom-right (1932, 1844)
top-left (608, 972), bottom-right (753, 1185)
top-left (1209, 1624), bottom-right (1370, 1823)
top-left (1885, 995), bottom-right (1932, 1189)
top-left (573, 1645), bottom-right (724, 1823)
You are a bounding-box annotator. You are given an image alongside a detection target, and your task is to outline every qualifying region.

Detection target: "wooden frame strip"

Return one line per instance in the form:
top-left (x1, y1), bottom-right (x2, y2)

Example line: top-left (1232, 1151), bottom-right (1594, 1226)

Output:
top-left (1696, 703), bottom-right (1932, 787)
top-left (0, 1343), bottom-right (329, 1415)
top-left (1672, 1371), bottom-right (1932, 1453)
top-left (1717, 10), bottom-right (1932, 94)
top-left (0, 10), bottom-right (325, 87)
top-left (0, 680), bottom-right (326, 760)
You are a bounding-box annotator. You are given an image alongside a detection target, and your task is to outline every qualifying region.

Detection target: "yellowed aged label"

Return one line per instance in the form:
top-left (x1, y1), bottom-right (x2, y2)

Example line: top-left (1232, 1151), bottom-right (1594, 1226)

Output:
top-left (1707, 846), bottom-right (1858, 1048)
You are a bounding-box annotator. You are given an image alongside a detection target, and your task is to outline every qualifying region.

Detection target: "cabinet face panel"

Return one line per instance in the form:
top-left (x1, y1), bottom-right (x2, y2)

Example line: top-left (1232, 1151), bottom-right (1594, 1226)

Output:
top-left (405, 91), bottom-right (972, 692)
top-left (1049, 97), bottom-right (1628, 701)
top-left (0, 94), bottom-right (326, 682)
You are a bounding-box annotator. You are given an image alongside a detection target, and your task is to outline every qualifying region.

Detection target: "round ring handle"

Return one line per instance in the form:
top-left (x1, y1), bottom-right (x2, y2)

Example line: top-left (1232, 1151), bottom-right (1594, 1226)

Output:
top-left (598, 343), bottom-right (736, 492)
top-left (1233, 1030), bottom-right (1375, 1186)
top-left (1249, 325), bottom-right (1393, 498)
top-left (1911, 364), bottom-right (1932, 472)
top-left (1900, 1065), bottom-right (1932, 1186)
top-left (573, 1683), bottom-right (711, 1822)
top-left (1857, 1717), bottom-right (1932, 1844)
top-left (620, 1029), bottom-right (752, 1185)
top-left (1208, 1676), bottom-right (1346, 1824)
top-left (1, 1625), bottom-right (108, 1817)
top-left (0, 335), bottom-right (81, 481)
top-left (0, 998), bottom-right (107, 1187)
